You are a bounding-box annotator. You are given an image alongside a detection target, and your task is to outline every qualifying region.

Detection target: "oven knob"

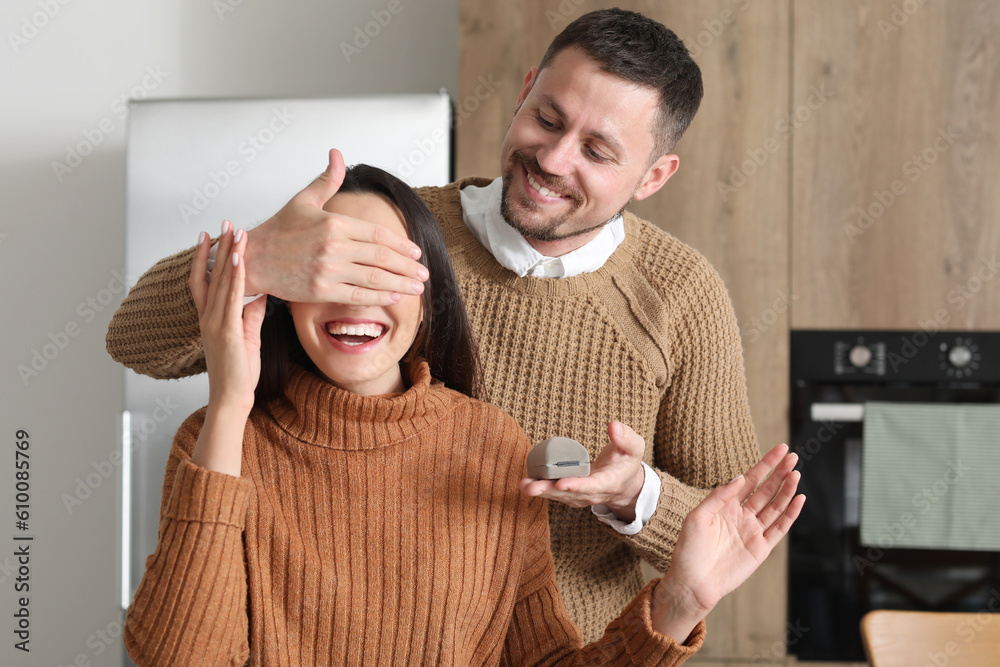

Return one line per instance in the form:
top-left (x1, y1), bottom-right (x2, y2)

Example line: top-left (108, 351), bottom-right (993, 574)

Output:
top-left (948, 345), bottom-right (973, 368)
top-left (849, 344), bottom-right (872, 368)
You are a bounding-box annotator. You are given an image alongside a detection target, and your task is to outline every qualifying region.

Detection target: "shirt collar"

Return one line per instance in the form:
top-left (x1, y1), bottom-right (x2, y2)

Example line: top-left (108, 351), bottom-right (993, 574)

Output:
top-left (459, 177), bottom-right (624, 278)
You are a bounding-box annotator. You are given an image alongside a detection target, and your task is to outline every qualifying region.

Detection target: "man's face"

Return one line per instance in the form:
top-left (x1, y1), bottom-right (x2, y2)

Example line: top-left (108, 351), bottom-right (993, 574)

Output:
top-left (498, 47), bottom-right (678, 249)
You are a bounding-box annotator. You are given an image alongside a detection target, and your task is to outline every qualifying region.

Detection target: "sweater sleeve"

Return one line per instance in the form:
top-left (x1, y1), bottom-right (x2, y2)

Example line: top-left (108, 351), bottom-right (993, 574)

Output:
top-left (106, 244), bottom-right (207, 379)
top-left (502, 496), bottom-right (704, 666)
top-left (124, 409), bottom-right (254, 667)
top-left (622, 255), bottom-right (761, 573)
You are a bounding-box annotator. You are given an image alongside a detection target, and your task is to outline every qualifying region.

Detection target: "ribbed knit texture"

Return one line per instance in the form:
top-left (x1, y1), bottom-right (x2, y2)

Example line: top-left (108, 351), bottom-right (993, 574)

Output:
top-left (123, 361), bottom-right (705, 666)
top-left (108, 177), bottom-right (760, 642)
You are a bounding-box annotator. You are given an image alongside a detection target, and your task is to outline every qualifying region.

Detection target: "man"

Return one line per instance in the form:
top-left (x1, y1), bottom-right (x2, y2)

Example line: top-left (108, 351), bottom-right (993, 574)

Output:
top-left (107, 9), bottom-right (760, 641)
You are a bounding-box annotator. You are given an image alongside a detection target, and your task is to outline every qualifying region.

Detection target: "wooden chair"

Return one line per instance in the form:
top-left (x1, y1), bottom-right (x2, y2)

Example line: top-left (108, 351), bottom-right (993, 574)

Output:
top-left (861, 609), bottom-right (1000, 667)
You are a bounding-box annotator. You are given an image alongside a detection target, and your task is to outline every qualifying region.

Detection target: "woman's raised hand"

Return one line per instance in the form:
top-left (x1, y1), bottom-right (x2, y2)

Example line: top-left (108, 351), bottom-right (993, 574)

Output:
top-left (190, 221), bottom-right (267, 416)
top-left (651, 445), bottom-right (805, 642)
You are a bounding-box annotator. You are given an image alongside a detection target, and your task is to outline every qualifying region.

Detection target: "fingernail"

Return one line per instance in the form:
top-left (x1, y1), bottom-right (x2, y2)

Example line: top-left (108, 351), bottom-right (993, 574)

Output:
top-left (234, 228), bottom-right (243, 243)
top-left (409, 247), bottom-right (422, 260)
top-left (411, 281), bottom-right (424, 294)
top-left (417, 266), bottom-right (429, 280)
top-left (388, 292), bottom-right (401, 303)
top-left (728, 475), bottom-right (744, 485)
top-left (221, 219), bottom-right (231, 235)
top-left (198, 231), bottom-right (207, 245)
top-left (232, 252), bottom-right (239, 267)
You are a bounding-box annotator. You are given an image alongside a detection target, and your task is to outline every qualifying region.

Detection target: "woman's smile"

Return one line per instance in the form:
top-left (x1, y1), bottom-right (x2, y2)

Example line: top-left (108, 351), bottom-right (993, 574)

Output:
top-left (289, 192), bottom-right (424, 396)
top-left (323, 317), bottom-right (389, 353)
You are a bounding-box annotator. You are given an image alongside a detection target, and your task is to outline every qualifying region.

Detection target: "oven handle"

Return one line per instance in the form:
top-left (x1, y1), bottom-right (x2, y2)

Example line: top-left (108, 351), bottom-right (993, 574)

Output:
top-left (810, 403), bottom-right (865, 422)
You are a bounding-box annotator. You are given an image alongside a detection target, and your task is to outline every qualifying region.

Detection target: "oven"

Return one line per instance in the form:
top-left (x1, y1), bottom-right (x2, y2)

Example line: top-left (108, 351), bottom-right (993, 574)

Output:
top-left (787, 330), bottom-right (1000, 662)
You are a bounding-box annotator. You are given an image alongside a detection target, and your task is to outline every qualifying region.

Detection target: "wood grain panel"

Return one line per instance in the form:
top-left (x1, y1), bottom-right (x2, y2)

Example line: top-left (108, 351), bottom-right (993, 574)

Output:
top-left (458, 0), bottom-right (792, 661)
top-left (456, 0), bottom-right (586, 179)
top-left (792, 0), bottom-right (1000, 329)
top-left (636, 1), bottom-right (791, 661)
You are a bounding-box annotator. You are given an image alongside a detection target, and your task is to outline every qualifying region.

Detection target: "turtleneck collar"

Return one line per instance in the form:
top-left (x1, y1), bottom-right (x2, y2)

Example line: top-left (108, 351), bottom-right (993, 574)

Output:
top-left (267, 360), bottom-right (456, 450)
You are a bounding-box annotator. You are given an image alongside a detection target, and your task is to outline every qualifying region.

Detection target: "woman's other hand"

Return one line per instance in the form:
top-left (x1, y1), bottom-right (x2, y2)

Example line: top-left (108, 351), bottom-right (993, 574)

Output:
top-left (651, 444), bottom-right (805, 643)
top-left (187, 222), bottom-right (267, 477)
top-left (190, 222), bottom-right (267, 414)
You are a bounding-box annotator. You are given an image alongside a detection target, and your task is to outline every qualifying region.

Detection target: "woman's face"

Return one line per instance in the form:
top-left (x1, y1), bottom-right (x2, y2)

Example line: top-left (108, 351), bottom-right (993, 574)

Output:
top-left (289, 192), bottom-right (424, 396)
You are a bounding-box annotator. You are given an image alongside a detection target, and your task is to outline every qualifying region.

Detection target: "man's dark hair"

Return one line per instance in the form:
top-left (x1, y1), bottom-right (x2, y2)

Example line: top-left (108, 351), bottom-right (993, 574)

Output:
top-left (539, 8), bottom-right (703, 158)
top-left (255, 164), bottom-right (481, 403)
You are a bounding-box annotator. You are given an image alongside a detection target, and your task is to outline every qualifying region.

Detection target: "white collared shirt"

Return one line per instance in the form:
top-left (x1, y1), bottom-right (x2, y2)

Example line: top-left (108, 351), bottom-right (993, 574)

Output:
top-left (460, 177), bottom-right (661, 535)
top-left (459, 177), bottom-right (625, 278)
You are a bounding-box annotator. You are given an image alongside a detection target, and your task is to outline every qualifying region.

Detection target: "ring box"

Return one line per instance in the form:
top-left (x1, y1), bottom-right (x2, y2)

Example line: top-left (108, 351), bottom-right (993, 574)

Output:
top-left (526, 437), bottom-right (591, 480)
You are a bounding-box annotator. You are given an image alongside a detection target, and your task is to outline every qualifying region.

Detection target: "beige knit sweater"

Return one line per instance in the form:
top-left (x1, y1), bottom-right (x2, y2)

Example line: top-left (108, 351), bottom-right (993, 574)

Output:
top-left (107, 177), bottom-right (759, 641)
top-left (124, 361), bottom-right (704, 666)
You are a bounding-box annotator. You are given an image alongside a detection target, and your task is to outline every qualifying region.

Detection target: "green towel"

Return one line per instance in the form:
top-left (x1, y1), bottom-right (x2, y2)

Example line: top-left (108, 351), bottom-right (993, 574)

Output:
top-left (860, 401), bottom-right (1000, 551)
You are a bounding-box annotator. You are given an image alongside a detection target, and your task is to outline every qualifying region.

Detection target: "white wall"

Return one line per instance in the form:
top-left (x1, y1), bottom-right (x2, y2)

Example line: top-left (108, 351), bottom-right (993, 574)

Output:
top-left (0, 1), bottom-right (456, 664)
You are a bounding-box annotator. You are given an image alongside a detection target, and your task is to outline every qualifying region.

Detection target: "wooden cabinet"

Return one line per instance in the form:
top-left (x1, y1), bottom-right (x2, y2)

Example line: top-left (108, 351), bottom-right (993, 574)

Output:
top-left (629, 1), bottom-right (793, 661)
top-left (457, 0), bottom-right (998, 662)
top-left (792, 1), bottom-right (1000, 329)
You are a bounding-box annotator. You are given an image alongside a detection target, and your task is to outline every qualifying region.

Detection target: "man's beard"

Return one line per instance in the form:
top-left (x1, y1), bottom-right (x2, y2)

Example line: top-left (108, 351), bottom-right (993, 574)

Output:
top-left (500, 151), bottom-right (632, 241)
top-left (499, 152), bottom-right (625, 243)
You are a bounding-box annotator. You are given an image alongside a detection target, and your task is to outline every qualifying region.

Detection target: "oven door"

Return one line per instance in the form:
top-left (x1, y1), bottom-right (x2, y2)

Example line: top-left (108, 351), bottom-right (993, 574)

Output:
top-left (787, 385), bottom-right (1000, 662)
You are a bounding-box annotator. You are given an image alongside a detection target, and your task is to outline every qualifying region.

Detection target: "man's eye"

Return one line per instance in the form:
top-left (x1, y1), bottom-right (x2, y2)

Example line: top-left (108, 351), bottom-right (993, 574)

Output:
top-left (587, 147), bottom-right (608, 162)
top-left (537, 114), bottom-right (556, 129)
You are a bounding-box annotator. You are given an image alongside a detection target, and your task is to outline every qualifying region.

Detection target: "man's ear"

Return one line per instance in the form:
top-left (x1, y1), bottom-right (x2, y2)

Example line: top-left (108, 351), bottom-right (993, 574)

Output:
top-left (514, 66), bottom-right (539, 115)
top-left (633, 153), bottom-right (680, 201)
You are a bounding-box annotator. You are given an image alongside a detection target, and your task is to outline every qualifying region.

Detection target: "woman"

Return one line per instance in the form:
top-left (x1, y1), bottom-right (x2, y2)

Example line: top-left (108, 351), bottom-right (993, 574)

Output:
top-left (124, 162), bottom-right (803, 666)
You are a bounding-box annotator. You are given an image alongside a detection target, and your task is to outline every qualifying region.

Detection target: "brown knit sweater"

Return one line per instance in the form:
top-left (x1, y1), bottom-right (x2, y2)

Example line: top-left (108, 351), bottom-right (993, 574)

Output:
top-left (123, 361), bottom-right (704, 666)
top-left (107, 177), bottom-right (759, 641)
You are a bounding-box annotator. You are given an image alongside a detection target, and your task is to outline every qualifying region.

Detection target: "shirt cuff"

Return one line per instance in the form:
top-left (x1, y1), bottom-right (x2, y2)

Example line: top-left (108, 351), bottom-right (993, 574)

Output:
top-left (591, 462), bottom-right (662, 535)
